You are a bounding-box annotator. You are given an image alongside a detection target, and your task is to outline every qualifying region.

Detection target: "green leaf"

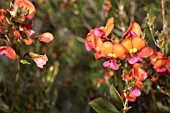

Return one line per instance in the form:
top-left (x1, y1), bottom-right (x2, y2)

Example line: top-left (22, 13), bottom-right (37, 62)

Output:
top-left (110, 85), bottom-right (124, 109)
top-left (20, 59), bottom-right (30, 65)
top-left (89, 97), bottom-right (120, 113)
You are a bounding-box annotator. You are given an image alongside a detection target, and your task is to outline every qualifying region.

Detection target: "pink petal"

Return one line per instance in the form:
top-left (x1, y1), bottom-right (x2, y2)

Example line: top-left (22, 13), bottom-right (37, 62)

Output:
top-left (128, 98), bottom-right (136, 102)
top-left (103, 60), bottom-right (110, 67)
top-left (110, 59), bottom-right (119, 70)
top-left (130, 31), bottom-right (136, 37)
top-left (130, 86), bottom-right (141, 97)
top-left (136, 56), bottom-right (143, 62)
top-left (85, 42), bottom-right (93, 51)
top-left (129, 56), bottom-right (139, 64)
top-left (156, 68), bottom-right (167, 72)
top-left (94, 28), bottom-right (105, 37)
top-left (167, 68), bottom-right (170, 74)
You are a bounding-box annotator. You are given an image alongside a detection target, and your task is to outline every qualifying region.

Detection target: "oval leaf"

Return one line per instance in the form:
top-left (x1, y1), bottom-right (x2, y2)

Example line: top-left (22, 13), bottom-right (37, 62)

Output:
top-left (89, 97), bottom-right (120, 113)
top-left (110, 85), bottom-right (124, 109)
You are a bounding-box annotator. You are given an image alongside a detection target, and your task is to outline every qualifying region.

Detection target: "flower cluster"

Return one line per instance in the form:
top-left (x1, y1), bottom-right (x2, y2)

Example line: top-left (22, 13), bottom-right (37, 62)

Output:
top-left (0, 0), bottom-right (54, 68)
top-left (85, 17), bottom-right (170, 102)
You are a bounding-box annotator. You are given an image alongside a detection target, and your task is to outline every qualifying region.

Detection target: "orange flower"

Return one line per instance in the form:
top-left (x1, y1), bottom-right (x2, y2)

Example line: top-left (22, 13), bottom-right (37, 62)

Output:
top-left (149, 52), bottom-right (170, 73)
top-left (122, 63), bottom-right (148, 83)
top-left (121, 37), bottom-right (146, 54)
top-left (14, 0), bottom-right (36, 20)
top-left (85, 17), bottom-right (114, 52)
top-left (121, 37), bottom-right (153, 64)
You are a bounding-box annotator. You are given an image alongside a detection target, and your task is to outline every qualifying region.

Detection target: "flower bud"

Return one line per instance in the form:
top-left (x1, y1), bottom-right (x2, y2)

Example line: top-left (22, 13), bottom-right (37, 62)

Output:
top-left (38, 32), bottom-right (54, 43)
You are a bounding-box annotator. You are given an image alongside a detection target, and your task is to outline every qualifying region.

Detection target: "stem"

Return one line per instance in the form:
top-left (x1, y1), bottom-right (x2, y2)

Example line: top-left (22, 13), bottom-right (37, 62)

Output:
top-left (114, 71), bottom-right (118, 89)
top-left (5, 34), bottom-right (12, 45)
top-left (10, 55), bottom-right (21, 113)
top-left (151, 89), bottom-right (160, 113)
top-left (148, 26), bottom-right (158, 50)
top-left (123, 98), bottom-right (128, 113)
top-left (161, 0), bottom-right (166, 34)
top-left (161, 0), bottom-right (167, 53)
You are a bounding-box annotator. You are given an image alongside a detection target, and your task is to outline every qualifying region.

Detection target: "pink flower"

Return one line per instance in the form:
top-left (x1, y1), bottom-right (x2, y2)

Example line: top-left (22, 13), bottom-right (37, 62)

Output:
top-left (38, 32), bottom-right (54, 43)
top-left (103, 59), bottom-right (119, 70)
top-left (0, 46), bottom-right (16, 60)
top-left (29, 52), bottom-right (48, 68)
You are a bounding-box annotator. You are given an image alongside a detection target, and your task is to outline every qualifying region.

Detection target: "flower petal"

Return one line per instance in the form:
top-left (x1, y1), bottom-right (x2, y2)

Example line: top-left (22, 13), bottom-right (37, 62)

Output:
top-left (0, 46), bottom-right (16, 60)
top-left (85, 42), bottom-right (93, 51)
top-left (94, 28), bottom-right (105, 37)
top-left (103, 60), bottom-right (110, 67)
top-left (137, 46), bottom-right (153, 58)
top-left (110, 59), bottom-right (119, 70)
top-left (123, 22), bottom-right (141, 39)
top-left (104, 17), bottom-right (114, 37)
top-left (38, 32), bottom-right (54, 43)
top-left (100, 42), bottom-right (114, 57)
top-left (129, 56), bottom-right (139, 64)
top-left (130, 86), bottom-right (141, 97)
top-left (156, 68), bottom-right (167, 72)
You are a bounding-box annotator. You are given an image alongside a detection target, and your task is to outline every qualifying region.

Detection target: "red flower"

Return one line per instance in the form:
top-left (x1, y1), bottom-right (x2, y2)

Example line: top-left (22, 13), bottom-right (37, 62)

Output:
top-left (20, 21), bottom-right (35, 36)
top-left (0, 46), bottom-right (16, 60)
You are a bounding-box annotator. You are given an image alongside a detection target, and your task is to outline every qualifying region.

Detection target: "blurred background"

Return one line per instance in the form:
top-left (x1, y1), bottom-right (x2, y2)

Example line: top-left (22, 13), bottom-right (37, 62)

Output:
top-left (0, 0), bottom-right (170, 113)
